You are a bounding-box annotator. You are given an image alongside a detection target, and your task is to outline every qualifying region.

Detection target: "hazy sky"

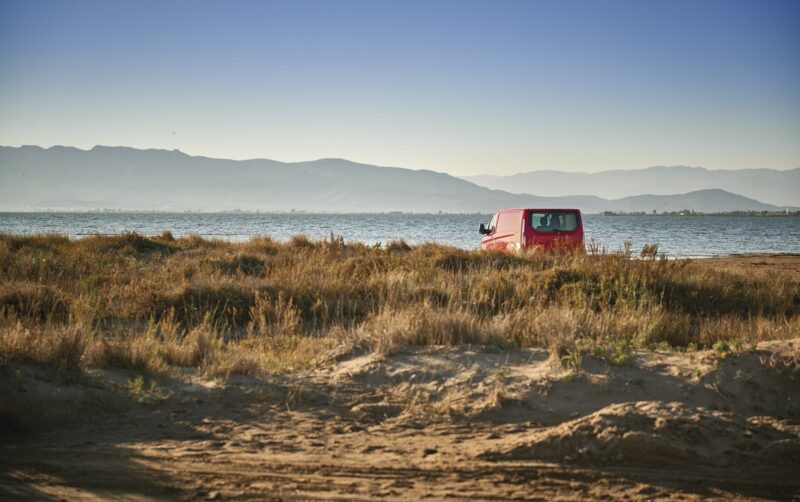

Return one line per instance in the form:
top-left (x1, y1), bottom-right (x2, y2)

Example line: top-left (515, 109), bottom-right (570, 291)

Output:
top-left (1, 0), bottom-right (798, 176)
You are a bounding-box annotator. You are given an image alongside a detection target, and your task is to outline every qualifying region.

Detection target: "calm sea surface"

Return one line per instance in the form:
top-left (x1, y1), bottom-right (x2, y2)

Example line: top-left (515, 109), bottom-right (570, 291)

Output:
top-left (0, 212), bottom-right (798, 257)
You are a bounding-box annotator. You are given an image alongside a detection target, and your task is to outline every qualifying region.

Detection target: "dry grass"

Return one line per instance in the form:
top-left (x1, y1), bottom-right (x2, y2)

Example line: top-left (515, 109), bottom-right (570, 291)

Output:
top-left (0, 232), bottom-right (798, 377)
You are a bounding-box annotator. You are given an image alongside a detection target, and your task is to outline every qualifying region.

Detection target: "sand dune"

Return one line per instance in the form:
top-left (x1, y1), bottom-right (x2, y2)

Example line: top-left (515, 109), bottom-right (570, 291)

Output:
top-left (2, 339), bottom-right (799, 500)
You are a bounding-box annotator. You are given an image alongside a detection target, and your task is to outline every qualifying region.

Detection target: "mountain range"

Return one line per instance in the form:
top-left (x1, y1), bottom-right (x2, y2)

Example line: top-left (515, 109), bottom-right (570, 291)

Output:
top-left (464, 166), bottom-right (800, 208)
top-left (0, 145), bottom-right (794, 214)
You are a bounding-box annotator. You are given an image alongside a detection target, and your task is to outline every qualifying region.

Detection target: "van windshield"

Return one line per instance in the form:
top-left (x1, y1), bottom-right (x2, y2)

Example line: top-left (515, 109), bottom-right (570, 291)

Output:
top-left (530, 211), bottom-right (579, 232)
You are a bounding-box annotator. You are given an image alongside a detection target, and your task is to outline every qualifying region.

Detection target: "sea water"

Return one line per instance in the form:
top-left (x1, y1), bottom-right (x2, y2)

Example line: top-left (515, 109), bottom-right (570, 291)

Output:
top-left (0, 212), bottom-right (798, 257)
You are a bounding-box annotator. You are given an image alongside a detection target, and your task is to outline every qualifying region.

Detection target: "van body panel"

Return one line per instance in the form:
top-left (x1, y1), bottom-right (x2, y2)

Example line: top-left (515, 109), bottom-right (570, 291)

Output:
top-left (480, 208), bottom-right (584, 253)
top-left (489, 209), bottom-right (524, 252)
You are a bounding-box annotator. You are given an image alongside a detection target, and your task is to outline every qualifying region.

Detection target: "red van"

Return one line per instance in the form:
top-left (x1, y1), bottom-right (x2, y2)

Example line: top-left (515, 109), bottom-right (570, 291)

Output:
top-left (479, 208), bottom-right (584, 253)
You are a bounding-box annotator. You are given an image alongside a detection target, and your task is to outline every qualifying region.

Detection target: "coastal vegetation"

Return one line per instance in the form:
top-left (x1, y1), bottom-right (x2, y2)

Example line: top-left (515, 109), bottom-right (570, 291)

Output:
top-left (1, 232), bottom-right (798, 377)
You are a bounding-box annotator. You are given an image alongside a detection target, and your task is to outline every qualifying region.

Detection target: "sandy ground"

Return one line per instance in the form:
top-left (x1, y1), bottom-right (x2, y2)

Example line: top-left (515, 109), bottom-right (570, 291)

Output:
top-left (2, 335), bottom-right (799, 501)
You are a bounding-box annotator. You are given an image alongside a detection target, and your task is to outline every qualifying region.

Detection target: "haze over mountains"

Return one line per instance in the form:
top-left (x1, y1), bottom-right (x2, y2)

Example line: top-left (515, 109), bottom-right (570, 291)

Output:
top-left (464, 166), bottom-right (800, 208)
top-left (0, 145), bottom-right (794, 214)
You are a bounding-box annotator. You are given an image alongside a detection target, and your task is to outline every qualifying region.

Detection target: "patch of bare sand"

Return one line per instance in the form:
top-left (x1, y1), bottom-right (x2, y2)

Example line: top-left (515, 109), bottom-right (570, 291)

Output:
top-left (1, 339), bottom-right (799, 500)
top-left (331, 340), bottom-right (800, 425)
top-left (482, 401), bottom-right (800, 467)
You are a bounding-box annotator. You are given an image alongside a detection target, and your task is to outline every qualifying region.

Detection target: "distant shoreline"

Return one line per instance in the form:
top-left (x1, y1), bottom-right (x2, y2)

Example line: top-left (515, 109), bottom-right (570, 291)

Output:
top-left (0, 210), bottom-right (798, 217)
top-left (597, 210), bottom-right (799, 217)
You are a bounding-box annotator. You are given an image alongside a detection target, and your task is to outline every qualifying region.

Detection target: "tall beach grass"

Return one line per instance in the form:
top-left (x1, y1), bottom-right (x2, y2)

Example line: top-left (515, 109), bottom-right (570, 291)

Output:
top-left (1, 232), bottom-right (797, 377)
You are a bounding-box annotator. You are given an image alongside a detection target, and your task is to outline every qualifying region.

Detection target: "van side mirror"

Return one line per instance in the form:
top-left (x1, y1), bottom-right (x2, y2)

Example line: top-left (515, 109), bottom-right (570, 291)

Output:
top-left (479, 223), bottom-right (489, 235)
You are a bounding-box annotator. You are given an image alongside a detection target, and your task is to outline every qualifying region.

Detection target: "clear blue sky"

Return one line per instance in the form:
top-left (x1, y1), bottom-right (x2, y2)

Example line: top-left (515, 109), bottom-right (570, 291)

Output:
top-left (1, 0), bottom-right (798, 175)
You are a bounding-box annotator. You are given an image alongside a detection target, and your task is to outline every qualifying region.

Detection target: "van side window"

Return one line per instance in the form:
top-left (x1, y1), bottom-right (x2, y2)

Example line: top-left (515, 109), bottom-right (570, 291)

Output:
top-left (488, 213), bottom-right (498, 232)
top-left (530, 211), bottom-right (579, 232)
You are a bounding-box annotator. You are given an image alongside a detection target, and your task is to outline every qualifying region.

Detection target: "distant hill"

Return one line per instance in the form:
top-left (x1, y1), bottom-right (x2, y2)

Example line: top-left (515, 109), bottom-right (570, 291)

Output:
top-left (609, 189), bottom-right (785, 213)
top-left (463, 166), bottom-right (800, 208)
top-left (0, 145), bottom-right (787, 213)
